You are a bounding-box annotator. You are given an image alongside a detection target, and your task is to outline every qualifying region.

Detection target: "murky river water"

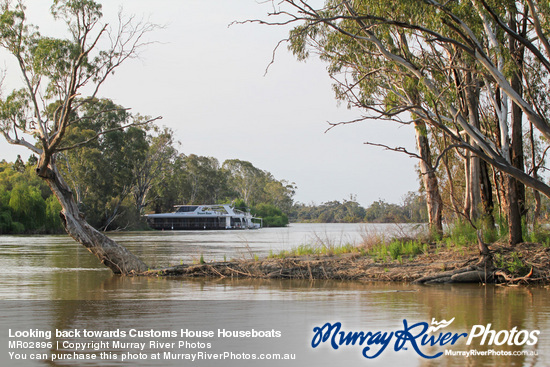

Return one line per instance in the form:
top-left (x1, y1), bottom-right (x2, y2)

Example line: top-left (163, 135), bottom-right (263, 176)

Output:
top-left (1, 224), bottom-right (549, 366)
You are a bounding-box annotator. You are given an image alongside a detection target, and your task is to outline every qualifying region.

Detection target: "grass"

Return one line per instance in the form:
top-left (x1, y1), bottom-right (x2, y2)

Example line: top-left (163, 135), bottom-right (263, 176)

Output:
top-left (268, 243), bottom-right (362, 259)
top-left (268, 226), bottom-right (429, 263)
top-left (445, 221), bottom-right (478, 248)
top-left (263, 220), bottom-right (550, 265)
top-left (443, 220), bottom-right (505, 250)
top-left (369, 239), bottom-right (427, 262)
top-left (369, 242), bottom-right (388, 262)
top-left (527, 227), bottom-right (550, 247)
top-left (190, 254), bottom-right (207, 265)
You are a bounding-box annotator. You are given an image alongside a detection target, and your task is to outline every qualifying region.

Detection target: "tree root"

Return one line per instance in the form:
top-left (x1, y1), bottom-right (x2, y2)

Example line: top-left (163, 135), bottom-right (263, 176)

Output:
top-left (494, 268), bottom-right (534, 284)
top-left (415, 235), bottom-right (541, 285)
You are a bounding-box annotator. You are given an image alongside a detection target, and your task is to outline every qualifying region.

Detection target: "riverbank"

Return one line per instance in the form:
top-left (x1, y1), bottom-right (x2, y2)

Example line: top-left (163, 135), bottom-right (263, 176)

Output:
top-left (145, 241), bottom-right (550, 285)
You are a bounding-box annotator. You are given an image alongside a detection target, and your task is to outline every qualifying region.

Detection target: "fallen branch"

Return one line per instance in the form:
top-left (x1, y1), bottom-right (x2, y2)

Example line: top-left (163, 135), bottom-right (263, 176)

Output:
top-left (413, 266), bottom-right (476, 284)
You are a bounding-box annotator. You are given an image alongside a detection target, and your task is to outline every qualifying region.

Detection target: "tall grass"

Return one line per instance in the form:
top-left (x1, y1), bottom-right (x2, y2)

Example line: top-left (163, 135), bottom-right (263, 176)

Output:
top-left (369, 239), bottom-right (427, 261)
top-left (444, 220), bottom-right (503, 248)
top-left (445, 221), bottom-right (478, 248)
top-left (527, 227), bottom-right (550, 247)
top-left (268, 243), bottom-right (363, 258)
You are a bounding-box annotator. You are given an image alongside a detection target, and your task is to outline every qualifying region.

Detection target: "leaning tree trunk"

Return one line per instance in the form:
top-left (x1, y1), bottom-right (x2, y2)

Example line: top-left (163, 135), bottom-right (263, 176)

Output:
top-left (39, 157), bottom-right (149, 275)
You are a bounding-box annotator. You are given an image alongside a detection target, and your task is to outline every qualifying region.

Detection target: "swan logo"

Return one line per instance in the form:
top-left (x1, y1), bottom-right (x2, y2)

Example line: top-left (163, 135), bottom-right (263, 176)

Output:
top-left (427, 318), bottom-right (455, 333)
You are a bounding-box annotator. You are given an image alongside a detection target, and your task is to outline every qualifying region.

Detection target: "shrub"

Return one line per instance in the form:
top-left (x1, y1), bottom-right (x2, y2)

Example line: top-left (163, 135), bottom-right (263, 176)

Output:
top-left (252, 203), bottom-right (289, 227)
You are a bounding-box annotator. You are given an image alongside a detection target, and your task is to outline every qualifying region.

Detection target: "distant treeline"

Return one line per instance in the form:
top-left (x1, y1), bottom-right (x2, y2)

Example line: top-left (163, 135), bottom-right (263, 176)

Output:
top-left (1, 160), bottom-right (428, 235)
top-left (289, 192), bottom-right (428, 224)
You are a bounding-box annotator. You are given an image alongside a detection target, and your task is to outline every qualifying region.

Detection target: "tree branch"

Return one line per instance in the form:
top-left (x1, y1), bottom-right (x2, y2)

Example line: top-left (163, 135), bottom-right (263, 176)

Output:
top-left (1, 130), bottom-right (42, 154)
top-left (56, 116), bottom-right (162, 152)
top-left (364, 142), bottom-right (421, 160)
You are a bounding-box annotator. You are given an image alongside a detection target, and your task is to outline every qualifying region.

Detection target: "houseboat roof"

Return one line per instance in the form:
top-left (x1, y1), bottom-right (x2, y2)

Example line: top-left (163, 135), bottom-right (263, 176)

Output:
top-left (146, 204), bottom-right (247, 218)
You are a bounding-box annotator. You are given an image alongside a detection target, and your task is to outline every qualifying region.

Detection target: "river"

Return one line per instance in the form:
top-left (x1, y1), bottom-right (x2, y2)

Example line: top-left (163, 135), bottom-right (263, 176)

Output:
top-left (0, 223), bottom-right (548, 366)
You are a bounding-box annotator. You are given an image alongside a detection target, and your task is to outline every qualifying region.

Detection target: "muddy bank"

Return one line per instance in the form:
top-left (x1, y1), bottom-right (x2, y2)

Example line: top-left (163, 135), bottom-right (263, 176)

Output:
top-left (143, 242), bottom-right (550, 285)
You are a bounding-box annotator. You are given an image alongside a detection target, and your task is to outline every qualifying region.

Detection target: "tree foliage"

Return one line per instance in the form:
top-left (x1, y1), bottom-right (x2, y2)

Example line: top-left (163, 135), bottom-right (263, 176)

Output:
top-left (0, 158), bottom-right (63, 234)
top-left (252, 203), bottom-right (289, 227)
top-left (290, 192), bottom-right (428, 223)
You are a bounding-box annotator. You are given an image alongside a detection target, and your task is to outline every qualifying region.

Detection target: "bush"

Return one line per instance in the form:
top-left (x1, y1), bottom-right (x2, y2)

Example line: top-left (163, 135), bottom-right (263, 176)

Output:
top-left (0, 163), bottom-right (64, 234)
top-left (445, 221), bottom-right (478, 248)
top-left (45, 196), bottom-right (64, 233)
top-left (252, 203), bottom-right (289, 227)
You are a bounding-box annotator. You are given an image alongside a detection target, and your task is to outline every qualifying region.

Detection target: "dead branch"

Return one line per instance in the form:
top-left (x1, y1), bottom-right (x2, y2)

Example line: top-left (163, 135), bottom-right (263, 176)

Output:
top-left (363, 142), bottom-right (421, 160)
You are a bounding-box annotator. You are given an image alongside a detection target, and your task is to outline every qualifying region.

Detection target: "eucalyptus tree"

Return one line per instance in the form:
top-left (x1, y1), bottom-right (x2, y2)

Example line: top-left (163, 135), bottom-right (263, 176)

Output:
top-left (258, 0), bottom-right (550, 244)
top-left (132, 125), bottom-right (177, 216)
top-left (143, 153), bottom-right (228, 212)
top-left (183, 154), bottom-right (228, 204)
top-left (222, 159), bottom-right (265, 206)
top-left (59, 98), bottom-right (151, 231)
top-left (0, 0), bottom-right (159, 273)
top-left (262, 177), bottom-right (297, 213)
top-left (147, 153), bottom-right (189, 213)
top-left (278, 0), bottom-right (449, 233)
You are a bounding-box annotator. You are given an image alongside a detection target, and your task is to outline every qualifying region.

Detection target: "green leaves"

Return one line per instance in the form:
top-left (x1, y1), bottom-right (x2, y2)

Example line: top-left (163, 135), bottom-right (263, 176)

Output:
top-left (0, 89), bottom-right (31, 132)
top-left (30, 37), bottom-right (80, 93)
top-left (57, 99), bottom-right (149, 229)
top-left (0, 2), bottom-right (26, 50)
top-left (50, 0), bottom-right (102, 26)
top-left (0, 160), bottom-right (63, 234)
top-left (252, 203), bottom-right (289, 227)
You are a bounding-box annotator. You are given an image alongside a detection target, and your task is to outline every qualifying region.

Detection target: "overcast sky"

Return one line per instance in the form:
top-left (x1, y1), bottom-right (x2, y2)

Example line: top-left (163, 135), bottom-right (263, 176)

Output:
top-left (0, 0), bottom-right (419, 207)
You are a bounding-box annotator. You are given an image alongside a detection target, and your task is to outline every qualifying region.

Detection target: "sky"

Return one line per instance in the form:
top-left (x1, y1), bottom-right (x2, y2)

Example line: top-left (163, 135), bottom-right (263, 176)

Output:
top-left (0, 0), bottom-right (419, 207)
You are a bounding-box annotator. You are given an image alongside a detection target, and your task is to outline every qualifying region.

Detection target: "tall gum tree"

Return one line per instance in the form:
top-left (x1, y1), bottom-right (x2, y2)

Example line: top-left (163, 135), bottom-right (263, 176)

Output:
top-left (0, 0), bottom-right (159, 273)
top-left (255, 0), bottom-right (550, 244)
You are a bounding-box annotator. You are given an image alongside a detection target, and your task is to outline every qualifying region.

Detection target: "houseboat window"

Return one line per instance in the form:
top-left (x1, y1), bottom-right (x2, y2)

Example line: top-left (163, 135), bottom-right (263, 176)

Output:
top-left (176, 206), bottom-right (198, 213)
top-left (209, 206), bottom-right (228, 214)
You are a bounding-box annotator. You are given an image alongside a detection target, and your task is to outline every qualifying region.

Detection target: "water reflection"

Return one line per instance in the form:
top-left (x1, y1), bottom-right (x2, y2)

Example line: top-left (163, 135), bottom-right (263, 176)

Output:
top-left (1, 225), bottom-right (549, 366)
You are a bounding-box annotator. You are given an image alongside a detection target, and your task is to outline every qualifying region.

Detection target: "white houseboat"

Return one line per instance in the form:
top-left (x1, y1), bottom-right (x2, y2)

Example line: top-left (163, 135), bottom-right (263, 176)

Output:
top-left (145, 204), bottom-right (262, 230)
